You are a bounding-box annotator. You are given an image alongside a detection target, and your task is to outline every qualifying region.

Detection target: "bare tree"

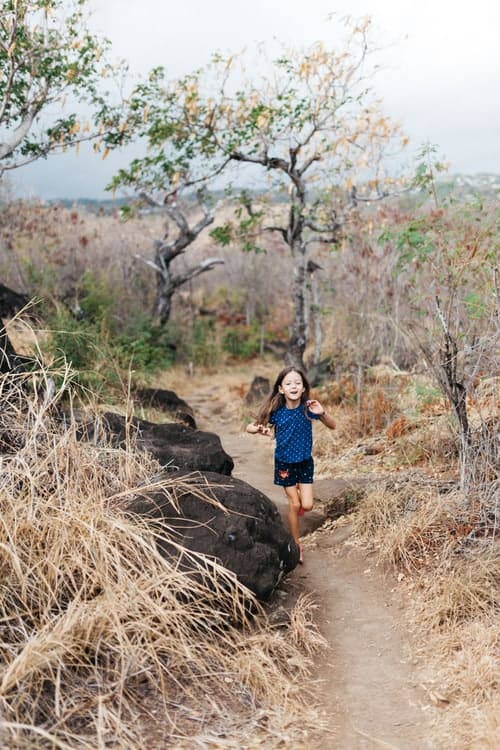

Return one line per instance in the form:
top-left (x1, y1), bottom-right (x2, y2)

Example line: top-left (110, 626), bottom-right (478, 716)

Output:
top-left (135, 192), bottom-right (223, 324)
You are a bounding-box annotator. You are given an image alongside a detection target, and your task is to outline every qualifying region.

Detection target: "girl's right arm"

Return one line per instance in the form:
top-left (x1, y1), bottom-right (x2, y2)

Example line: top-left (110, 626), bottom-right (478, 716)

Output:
top-left (246, 422), bottom-right (272, 436)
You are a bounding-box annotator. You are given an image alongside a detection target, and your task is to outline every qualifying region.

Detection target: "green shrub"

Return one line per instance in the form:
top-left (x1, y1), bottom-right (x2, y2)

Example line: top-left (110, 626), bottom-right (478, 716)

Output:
top-left (42, 308), bottom-right (117, 393)
top-left (115, 316), bottom-right (178, 373)
top-left (185, 318), bottom-right (219, 366)
top-left (77, 270), bottom-right (116, 325)
top-left (221, 323), bottom-right (263, 359)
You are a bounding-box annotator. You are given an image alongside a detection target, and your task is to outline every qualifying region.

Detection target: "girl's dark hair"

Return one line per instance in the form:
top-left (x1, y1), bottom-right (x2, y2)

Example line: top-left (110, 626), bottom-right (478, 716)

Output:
top-left (255, 366), bottom-right (311, 425)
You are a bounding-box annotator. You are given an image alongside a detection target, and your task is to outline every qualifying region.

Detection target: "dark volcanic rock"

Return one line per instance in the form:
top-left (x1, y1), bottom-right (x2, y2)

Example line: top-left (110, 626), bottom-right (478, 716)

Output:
top-left (0, 283), bottom-right (30, 318)
top-left (72, 412), bottom-right (234, 475)
top-left (134, 387), bottom-right (196, 429)
top-left (0, 283), bottom-right (30, 375)
top-left (126, 470), bottom-right (299, 600)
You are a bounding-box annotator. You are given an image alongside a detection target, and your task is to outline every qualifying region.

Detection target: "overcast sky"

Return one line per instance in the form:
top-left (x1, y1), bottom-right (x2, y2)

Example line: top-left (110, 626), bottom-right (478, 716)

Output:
top-left (13, 0), bottom-right (500, 200)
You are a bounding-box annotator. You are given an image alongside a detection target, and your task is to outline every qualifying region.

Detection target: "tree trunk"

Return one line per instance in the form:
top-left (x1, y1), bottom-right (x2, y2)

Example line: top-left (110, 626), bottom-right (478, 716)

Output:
top-left (154, 255), bottom-right (224, 326)
top-left (308, 266), bottom-right (322, 367)
top-left (155, 266), bottom-right (174, 325)
top-left (286, 244), bottom-right (308, 370)
top-left (435, 297), bottom-right (471, 448)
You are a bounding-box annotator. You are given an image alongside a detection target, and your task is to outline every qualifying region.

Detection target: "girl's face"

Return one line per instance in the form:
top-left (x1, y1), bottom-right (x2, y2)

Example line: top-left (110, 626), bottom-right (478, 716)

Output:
top-left (278, 370), bottom-right (305, 404)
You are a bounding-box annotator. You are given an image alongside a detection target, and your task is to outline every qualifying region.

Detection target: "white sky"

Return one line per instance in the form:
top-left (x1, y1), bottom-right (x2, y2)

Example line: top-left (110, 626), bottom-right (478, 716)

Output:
top-left (13, 0), bottom-right (500, 199)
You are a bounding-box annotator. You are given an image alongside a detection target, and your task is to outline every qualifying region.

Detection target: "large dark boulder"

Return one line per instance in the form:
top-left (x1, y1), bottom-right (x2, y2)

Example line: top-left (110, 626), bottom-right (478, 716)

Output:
top-left (134, 387), bottom-right (196, 429)
top-left (73, 411), bottom-right (234, 475)
top-left (0, 329), bottom-right (18, 375)
top-left (126, 470), bottom-right (299, 600)
top-left (0, 283), bottom-right (31, 374)
top-left (0, 282), bottom-right (30, 318)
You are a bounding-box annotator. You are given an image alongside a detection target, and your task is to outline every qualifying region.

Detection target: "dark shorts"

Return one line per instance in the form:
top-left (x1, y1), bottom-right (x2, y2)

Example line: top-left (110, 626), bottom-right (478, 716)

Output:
top-left (274, 457), bottom-right (314, 487)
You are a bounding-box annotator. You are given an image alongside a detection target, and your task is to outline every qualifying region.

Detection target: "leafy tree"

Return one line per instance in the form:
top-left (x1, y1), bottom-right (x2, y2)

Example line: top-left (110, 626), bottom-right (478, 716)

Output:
top-left (0, 0), bottom-right (128, 373)
top-left (0, 0), bottom-right (126, 173)
top-left (117, 17), bottom-right (406, 368)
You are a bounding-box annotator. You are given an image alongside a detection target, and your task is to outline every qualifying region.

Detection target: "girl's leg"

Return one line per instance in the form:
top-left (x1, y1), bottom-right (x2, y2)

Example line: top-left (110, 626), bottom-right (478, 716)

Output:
top-left (297, 482), bottom-right (314, 513)
top-left (284, 484), bottom-right (301, 544)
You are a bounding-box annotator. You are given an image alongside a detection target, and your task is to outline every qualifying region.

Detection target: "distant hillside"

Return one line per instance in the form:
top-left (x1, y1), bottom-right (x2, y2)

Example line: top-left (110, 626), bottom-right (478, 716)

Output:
top-left (437, 172), bottom-right (500, 199)
top-left (50, 196), bottom-right (130, 213)
top-left (47, 173), bottom-right (500, 212)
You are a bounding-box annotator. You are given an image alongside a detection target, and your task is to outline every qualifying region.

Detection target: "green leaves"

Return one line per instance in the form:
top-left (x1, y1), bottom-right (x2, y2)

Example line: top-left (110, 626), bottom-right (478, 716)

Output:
top-left (463, 291), bottom-right (488, 320)
top-left (111, 18), bottom-right (405, 204)
top-left (0, 0), bottom-right (124, 169)
top-left (378, 197), bottom-right (497, 346)
top-left (379, 219), bottom-right (435, 271)
top-left (210, 224), bottom-right (233, 246)
top-left (411, 142), bottom-right (448, 206)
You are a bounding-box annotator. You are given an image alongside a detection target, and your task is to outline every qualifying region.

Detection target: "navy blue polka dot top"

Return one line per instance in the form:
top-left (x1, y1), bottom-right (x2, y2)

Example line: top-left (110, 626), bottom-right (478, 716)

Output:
top-left (270, 405), bottom-right (320, 462)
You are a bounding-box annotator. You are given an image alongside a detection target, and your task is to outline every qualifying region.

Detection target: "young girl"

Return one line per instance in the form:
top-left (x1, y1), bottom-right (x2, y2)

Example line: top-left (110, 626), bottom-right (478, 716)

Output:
top-left (246, 366), bottom-right (335, 563)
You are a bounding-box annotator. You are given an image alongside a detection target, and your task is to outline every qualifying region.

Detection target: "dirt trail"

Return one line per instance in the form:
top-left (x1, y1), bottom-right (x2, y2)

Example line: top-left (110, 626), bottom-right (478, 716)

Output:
top-left (186, 379), bottom-right (437, 749)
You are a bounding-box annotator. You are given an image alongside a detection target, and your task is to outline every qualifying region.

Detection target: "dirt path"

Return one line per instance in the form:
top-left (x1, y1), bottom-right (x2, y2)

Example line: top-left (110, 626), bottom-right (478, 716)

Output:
top-left (185, 379), bottom-right (437, 749)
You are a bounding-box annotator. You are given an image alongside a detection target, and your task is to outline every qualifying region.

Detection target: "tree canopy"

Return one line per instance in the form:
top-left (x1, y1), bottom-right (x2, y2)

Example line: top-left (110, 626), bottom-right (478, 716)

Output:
top-left (0, 0), bottom-right (126, 174)
top-left (112, 16), bottom-right (408, 368)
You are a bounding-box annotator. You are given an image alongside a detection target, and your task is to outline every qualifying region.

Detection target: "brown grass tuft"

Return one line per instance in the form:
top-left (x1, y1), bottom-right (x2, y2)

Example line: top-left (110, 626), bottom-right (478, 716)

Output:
top-left (416, 551), bottom-right (500, 631)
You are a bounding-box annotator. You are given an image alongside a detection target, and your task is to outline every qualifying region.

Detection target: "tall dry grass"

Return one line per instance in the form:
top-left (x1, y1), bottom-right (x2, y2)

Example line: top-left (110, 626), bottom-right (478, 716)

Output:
top-left (0, 366), bottom-right (327, 749)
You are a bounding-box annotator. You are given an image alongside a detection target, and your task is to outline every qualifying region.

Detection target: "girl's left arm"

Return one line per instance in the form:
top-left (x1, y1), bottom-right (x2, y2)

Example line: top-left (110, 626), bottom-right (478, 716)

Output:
top-left (307, 399), bottom-right (336, 430)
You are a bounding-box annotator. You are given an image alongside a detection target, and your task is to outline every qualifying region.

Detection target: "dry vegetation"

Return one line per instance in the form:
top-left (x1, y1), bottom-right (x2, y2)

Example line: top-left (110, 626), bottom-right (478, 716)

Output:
top-left (311, 363), bottom-right (499, 750)
top-left (0, 193), bottom-right (498, 749)
top-left (0, 369), bottom-right (328, 749)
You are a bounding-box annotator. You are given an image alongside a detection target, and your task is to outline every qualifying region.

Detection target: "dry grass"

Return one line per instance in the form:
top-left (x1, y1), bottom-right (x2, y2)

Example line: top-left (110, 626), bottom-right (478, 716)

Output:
top-left (352, 485), bottom-right (461, 572)
top-left (0, 367), bottom-right (326, 749)
top-left (344, 365), bottom-right (498, 750)
top-left (413, 550), bottom-right (500, 750)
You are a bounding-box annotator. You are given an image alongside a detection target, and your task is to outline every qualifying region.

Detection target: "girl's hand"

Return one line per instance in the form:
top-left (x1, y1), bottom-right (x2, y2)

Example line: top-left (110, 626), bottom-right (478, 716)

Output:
top-left (307, 399), bottom-right (335, 429)
top-left (257, 424), bottom-right (272, 436)
top-left (306, 399), bottom-right (325, 416)
top-left (246, 422), bottom-right (272, 436)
